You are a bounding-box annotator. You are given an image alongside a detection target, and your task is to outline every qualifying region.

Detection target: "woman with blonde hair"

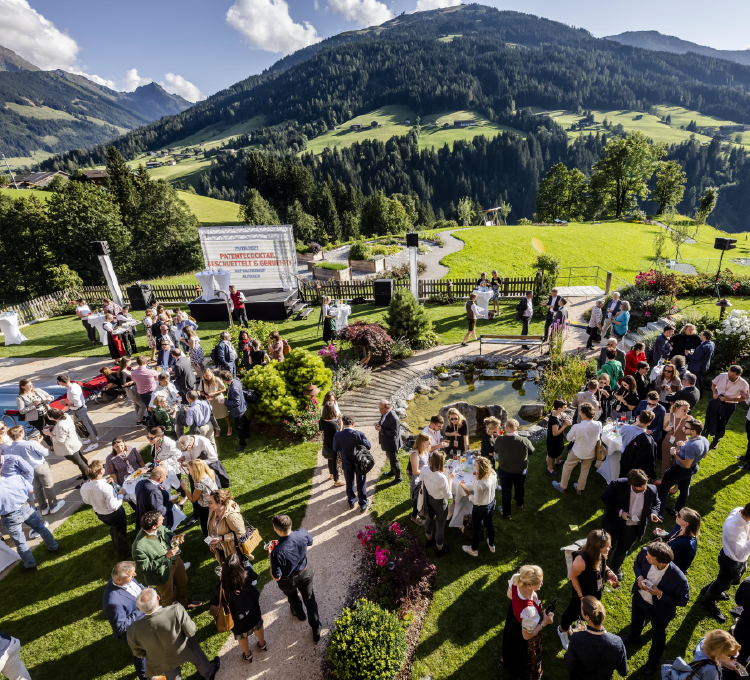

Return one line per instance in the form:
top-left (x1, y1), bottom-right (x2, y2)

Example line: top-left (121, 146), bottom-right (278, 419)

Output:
top-left (200, 368), bottom-right (230, 437)
top-left (660, 400), bottom-right (690, 480)
top-left (408, 434), bottom-right (431, 526)
top-left (690, 629), bottom-right (742, 678)
top-left (460, 456), bottom-right (497, 556)
top-left (181, 459), bottom-right (217, 536)
top-left (502, 565), bottom-right (553, 680)
top-left (184, 326), bottom-right (205, 379)
top-left (655, 363), bottom-right (681, 407)
top-left (207, 489), bottom-right (254, 564)
top-left (444, 408), bottom-right (468, 456)
top-left (420, 451), bottom-right (455, 557)
top-left (564, 596), bottom-right (627, 679)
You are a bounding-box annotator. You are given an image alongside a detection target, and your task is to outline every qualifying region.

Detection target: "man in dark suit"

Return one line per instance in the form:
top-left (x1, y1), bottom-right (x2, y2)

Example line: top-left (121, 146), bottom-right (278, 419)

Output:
top-left (618, 412), bottom-right (658, 480)
top-left (154, 323), bottom-right (179, 350)
top-left (102, 561), bottom-right (147, 680)
top-left (597, 338), bottom-right (627, 371)
top-left (221, 370), bottom-right (248, 453)
top-left (620, 542), bottom-right (690, 675)
top-left (376, 399), bottom-right (403, 484)
top-left (542, 288), bottom-right (561, 341)
top-left (601, 469), bottom-right (662, 580)
top-left (333, 415), bottom-right (372, 512)
top-left (688, 330), bottom-right (715, 399)
top-left (666, 372), bottom-right (700, 409)
top-left (516, 290), bottom-right (534, 348)
top-left (634, 392), bottom-right (666, 443)
top-left (134, 466), bottom-right (175, 530)
top-left (170, 349), bottom-right (197, 400)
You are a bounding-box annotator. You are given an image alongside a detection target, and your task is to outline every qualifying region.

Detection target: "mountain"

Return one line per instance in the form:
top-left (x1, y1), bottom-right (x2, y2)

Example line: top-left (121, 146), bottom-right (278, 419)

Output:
top-left (0, 45), bottom-right (40, 72)
top-left (36, 5), bottom-right (750, 230)
top-left (0, 49), bottom-right (192, 163)
top-left (605, 30), bottom-right (750, 67)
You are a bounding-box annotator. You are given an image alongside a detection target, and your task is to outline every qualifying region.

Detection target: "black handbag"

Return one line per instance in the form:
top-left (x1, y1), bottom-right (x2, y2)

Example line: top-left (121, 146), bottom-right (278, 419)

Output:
top-left (322, 443), bottom-right (336, 460)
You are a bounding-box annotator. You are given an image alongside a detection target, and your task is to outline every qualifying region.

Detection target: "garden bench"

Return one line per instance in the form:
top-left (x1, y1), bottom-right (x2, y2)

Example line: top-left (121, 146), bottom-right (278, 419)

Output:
top-left (479, 334), bottom-right (545, 355)
top-left (296, 307), bottom-right (314, 320)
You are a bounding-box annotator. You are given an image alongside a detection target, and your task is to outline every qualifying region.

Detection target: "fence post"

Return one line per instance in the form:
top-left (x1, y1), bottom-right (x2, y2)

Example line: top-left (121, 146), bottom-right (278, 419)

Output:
top-left (605, 272), bottom-right (612, 295)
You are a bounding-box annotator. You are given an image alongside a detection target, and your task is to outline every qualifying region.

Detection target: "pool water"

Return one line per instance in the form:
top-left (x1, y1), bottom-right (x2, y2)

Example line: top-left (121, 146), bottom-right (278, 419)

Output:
top-left (405, 368), bottom-right (540, 440)
top-left (0, 385), bottom-right (66, 431)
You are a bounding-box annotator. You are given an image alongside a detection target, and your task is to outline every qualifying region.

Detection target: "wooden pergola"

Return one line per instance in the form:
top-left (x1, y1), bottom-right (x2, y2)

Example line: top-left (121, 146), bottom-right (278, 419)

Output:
top-left (480, 207), bottom-right (502, 226)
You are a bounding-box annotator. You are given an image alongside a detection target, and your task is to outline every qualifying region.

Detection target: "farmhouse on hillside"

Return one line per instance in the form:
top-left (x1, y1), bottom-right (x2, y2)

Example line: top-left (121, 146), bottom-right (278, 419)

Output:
top-left (78, 170), bottom-right (108, 186)
top-left (454, 119), bottom-right (476, 127)
top-left (10, 171), bottom-right (69, 189)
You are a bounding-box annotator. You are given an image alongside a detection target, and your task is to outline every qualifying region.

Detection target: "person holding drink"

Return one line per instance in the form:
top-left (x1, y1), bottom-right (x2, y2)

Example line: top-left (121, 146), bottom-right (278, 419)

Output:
top-left (181, 460), bottom-right (218, 537)
top-left (408, 434), bottom-right (431, 527)
top-left (207, 489), bottom-right (253, 565)
top-left (480, 416), bottom-right (501, 470)
top-left (420, 451), bottom-right (454, 558)
top-left (502, 565), bottom-right (554, 680)
top-left (546, 400), bottom-right (570, 474)
top-left (460, 456), bottom-right (497, 556)
top-left (443, 408), bottom-right (469, 458)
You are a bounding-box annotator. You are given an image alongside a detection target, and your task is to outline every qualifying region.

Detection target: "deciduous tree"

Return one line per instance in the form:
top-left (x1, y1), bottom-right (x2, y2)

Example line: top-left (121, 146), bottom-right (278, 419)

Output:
top-left (654, 160), bottom-right (687, 214)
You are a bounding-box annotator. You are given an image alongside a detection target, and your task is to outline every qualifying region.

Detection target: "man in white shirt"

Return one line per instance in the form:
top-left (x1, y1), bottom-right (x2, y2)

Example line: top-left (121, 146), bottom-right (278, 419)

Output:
top-left (518, 290), bottom-right (534, 349)
top-left (601, 292), bottom-right (621, 339)
top-left (704, 504), bottom-right (750, 622)
top-left (706, 365), bottom-right (750, 450)
top-left (3, 426), bottom-right (64, 516)
top-left (421, 415), bottom-right (448, 452)
top-left (57, 373), bottom-right (98, 451)
top-left (80, 460), bottom-right (130, 559)
top-left (148, 374), bottom-right (182, 413)
top-left (76, 298), bottom-right (97, 345)
top-left (553, 403), bottom-right (602, 496)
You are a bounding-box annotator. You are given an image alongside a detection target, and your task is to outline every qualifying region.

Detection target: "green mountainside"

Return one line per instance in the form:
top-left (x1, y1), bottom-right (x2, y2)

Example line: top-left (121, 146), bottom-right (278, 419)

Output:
top-left (0, 45), bottom-right (40, 72)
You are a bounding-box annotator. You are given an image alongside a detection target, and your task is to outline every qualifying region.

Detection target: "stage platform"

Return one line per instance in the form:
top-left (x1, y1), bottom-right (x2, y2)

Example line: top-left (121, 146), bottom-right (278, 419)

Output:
top-left (188, 288), bottom-right (299, 322)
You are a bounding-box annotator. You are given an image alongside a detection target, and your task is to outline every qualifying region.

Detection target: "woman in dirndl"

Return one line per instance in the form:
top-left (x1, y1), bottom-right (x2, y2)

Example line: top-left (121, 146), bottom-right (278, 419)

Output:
top-left (321, 296), bottom-right (336, 343)
top-left (502, 565), bottom-right (554, 680)
top-left (143, 308), bottom-right (157, 362)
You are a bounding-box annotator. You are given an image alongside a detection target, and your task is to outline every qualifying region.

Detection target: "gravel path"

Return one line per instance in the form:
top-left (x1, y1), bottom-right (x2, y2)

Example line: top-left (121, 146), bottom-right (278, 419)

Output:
top-left (418, 228), bottom-right (468, 280)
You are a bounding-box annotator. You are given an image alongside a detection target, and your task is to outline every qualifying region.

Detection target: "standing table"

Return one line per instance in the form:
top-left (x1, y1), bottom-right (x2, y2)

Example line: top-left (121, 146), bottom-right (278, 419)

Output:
top-left (597, 425), bottom-right (624, 484)
top-left (0, 312), bottom-right (27, 345)
top-left (86, 313), bottom-right (109, 345)
top-left (473, 289), bottom-right (493, 320)
top-left (331, 304), bottom-right (352, 330)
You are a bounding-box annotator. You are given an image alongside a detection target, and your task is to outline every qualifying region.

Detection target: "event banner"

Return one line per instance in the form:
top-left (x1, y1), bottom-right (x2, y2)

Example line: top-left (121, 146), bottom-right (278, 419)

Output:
top-left (198, 225), bottom-right (297, 290)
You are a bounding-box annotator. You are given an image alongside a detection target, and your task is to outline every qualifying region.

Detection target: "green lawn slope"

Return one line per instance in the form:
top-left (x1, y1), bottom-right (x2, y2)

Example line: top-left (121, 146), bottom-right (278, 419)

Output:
top-left (304, 105), bottom-right (525, 156)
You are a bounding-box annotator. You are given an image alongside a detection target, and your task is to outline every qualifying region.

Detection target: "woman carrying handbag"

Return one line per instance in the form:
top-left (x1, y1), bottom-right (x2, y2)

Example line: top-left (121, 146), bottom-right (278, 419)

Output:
top-left (207, 489), bottom-right (260, 565)
top-left (210, 554), bottom-right (267, 663)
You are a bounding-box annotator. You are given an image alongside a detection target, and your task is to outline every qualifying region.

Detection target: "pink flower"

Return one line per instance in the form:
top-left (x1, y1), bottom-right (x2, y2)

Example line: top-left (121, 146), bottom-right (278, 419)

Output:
top-left (645, 311), bottom-right (650, 316)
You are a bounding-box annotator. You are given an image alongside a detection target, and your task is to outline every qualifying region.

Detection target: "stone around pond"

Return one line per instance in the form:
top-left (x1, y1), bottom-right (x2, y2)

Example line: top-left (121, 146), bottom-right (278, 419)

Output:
top-left (404, 393), bottom-right (415, 401)
top-left (449, 381), bottom-right (460, 387)
top-left (516, 362), bottom-right (537, 370)
top-left (438, 373), bottom-right (451, 381)
top-left (416, 385), bottom-right (431, 394)
top-left (519, 403), bottom-right (545, 419)
top-left (526, 425), bottom-right (545, 435)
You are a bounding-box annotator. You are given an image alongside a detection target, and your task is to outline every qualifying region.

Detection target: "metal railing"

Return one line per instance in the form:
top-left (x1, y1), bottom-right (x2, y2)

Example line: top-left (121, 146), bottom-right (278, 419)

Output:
top-left (557, 266), bottom-right (629, 293)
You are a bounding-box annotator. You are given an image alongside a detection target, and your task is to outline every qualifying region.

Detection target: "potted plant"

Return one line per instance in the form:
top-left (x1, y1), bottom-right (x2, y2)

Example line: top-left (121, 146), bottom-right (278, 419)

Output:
top-left (312, 261), bottom-right (352, 281)
top-left (297, 242), bottom-right (324, 263)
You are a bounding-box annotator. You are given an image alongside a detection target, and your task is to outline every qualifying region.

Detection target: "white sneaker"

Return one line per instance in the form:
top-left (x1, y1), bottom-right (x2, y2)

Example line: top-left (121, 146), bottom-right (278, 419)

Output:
top-left (462, 545), bottom-right (479, 557)
top-left (50, 500), bottom-right (65, 514)
top-left (487, 539), bottom-right (495, 553)
top-left (410, 515), bottom-right (425, 526)
top-left (40, 506), bottom-right (50, 516)
top-left (183, 562), bottom-right (191, 570)
top-left (28, 521), bottom-right (49, 540)
top-left (83, 444), bottom-right (98, 453)
top-left (557, 626), bottom-right (570, 650)
top-left (81, 439), bottom-right (91, 445)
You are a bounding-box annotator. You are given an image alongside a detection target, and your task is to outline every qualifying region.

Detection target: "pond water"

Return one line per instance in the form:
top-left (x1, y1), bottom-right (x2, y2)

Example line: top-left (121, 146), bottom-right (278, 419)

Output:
top-left (405, 368), bottom-right (541, 439)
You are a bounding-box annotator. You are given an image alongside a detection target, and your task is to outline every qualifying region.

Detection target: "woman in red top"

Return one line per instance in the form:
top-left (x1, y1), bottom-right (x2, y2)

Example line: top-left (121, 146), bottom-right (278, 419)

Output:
top-left (624, 341), bottom-right (646, 376)
top-left (502, 565), bottom-right (554, 680)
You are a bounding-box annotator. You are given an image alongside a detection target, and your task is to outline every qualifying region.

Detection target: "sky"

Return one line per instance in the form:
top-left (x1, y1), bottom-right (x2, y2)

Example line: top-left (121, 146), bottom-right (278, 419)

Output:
top-left (2, 0), bottom-right (750, 102)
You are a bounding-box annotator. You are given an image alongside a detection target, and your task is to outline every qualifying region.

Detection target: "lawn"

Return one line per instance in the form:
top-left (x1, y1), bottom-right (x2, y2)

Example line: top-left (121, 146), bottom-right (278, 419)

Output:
top-left (372, 393), bottom-right (750, 679)
top-left (532, 105), bottom-right (748, 148)
top-left (442, 222), bottom-right (750, 283)
top-left (0, 301), bottom-right (544, 359)
top-left (303, 105), bottom-right (525, 156)
top-left (0, 432), bottom-right (319, 680)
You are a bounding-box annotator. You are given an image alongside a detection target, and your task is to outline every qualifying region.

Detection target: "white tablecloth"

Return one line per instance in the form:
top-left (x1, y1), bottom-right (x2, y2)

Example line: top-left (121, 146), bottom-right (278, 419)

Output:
top-left (598, 425), bottom-right (624, 484)
top-left (473, 289), bottom-right (493, 320)
top-left (121, 469), bottom-right (182, 502)
top-left (0, 313), bottom-right (26, 345)
top-left (195, 272), bottom-right (216, 302)
top-left (214, 271), bottom-right (230, 295)
top-left (0, 539), bottom-right (20, 572)
top-left (331, 305), bottom-right (352, 330)
top-left (86, 314), bottom-right (109, 345)
top-left (448, 462), bottom-right (477, 528)
top-left (112, 320), bottom-right (141, 335)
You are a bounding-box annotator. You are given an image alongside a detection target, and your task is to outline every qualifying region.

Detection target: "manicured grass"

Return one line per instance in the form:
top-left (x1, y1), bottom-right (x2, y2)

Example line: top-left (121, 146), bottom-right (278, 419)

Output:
top-left (0, 302), bottom-right (543, 358)
top-left (443, 222), bottom-right (750, 283)
top-left (531, 105), bottom-right (748, 148)
top-left (303, 105), bottom-right (525, 156)
top-left (372, 394), bottom-right (750, 679)
top-left (0, 187), bottom-right (50, 202)
top-left (175, 191), bottom-right (241, 226)
top-left (0, 432), bottom-right (319, 680)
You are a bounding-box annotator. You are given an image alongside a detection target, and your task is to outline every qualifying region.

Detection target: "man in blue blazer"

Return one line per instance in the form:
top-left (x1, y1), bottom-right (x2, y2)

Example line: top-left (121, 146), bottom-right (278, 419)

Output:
top-left (220, 370), bottom-right (248, 453)
top-left (601, 292), bottom-right (622, 338)
top-left (634, 392), bottom-right (666, 443)
top-left (134, 466), bottom-right (175, 530)
top-left (688, 330), bottom-right (715, 399)
top-left (620, 542), bottom-right (690, 676)
top-left (102, 561), bottom-right (146, 680)
top-left (333, 415), bottom-right (372, 513)
top-left (601, 470), bottom-right (661, 580)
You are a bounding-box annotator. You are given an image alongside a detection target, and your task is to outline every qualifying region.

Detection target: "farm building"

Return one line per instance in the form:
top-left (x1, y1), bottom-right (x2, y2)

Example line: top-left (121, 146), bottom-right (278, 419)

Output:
top-left (454, 119), bottom-right (475, 127)
top-left (10, 171), bottom-right (69, 188)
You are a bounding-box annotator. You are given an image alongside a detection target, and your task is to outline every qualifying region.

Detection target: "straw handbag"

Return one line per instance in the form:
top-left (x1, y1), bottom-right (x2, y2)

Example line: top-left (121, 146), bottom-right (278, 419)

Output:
top-left (234, 525), bottom-right (262, 558)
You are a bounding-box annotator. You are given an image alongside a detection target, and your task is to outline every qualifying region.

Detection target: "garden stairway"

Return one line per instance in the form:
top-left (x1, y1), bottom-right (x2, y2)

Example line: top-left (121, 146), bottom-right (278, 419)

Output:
top-left (338, 359), bottom-right (425, 424)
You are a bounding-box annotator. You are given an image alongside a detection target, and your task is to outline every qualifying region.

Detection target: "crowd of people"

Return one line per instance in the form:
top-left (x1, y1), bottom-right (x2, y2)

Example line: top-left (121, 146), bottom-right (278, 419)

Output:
top-left (3, 291), bottom-right (750, 680)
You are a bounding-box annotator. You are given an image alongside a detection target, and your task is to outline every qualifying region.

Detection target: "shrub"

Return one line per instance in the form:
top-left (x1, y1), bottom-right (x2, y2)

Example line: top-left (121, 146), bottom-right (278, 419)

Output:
top-left (49, 264), bottom-right (83, 291)
top-left (332, 356), bottom-right (372, 396)
top-left (283, 401), bottom-right (321, 440)
top-left (327, 599), bottom-right (406, 680)
top-left (208, 321), bottom-right (279, 361)
top-left (718, 310), bottom-right (750, 364)
top-left (309, 242), bottom-right (322, 254)
top-left (337, 321), bottom-right (393, 362)
top-left (390, 337), bottom-right (413, 360)
top-left (277, 348), bottom-right (332, 398)
top-left (532, 253), bottom-right (560, 318)
top-left (296, 243), bottom-right (311, 254)
top-left (370, 244), bottom-right (388, 257)
top-left (384, 289), bottom-right (432, 343)
top-left (349, 242), bottom-right (371, 261)
top-left (48, 300), bottom-right (78, 317)
top-left (425, 293), bottom-right (453, 306)
top-left (412, 328), bottom-right (439, 350)
top-left (417, 244), bottom-right (431, 254)
top-left (517, 217), bottom-right (533, 225)
top-left (315, 261), bottom-right (349, 271)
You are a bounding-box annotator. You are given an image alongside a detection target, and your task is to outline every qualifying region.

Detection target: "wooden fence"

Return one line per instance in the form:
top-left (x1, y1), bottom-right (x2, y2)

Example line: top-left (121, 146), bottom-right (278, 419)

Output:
top-left (299, 276), bottom-right (537, 303)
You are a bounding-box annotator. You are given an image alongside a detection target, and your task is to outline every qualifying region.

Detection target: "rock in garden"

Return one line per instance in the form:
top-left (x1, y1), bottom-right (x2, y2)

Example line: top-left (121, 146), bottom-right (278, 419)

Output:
top-left (536, 357), bottom-right (551, 366)
top-left (438, 373), bottom-right (451, 380)
top-left (395, 408), bottom-right (408, 419)
top-left (449, 380), bottom-right (460, 387)
top-left (526, 425), bottom-right (545, 435)
top-left (519, 403), bottom-right (545, 419)
top-left (401, 423), bottom-right (412, 434)
top-left (486, 404), bottom-right (508, 427)
top-left (394, 399), bottom-right (407, 409)
top-left (404, 393), bottom-right (415, 401)
top-left (516, 361), bottom-right (535, 370)
top-left (416, 385), bottom-right (431, 393)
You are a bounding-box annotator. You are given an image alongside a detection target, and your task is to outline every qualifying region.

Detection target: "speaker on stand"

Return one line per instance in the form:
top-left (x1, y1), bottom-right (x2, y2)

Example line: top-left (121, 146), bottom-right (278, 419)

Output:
top-left (373, 279), bottom-right (394, 306)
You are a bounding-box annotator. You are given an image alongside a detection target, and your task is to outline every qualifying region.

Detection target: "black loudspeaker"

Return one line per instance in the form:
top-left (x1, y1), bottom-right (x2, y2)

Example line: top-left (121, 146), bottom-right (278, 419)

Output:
top-left (126, 284), bottom-right (154, 311)
top-left (373, 278), bottom-right (394, 306)
top-left (406, 232), bottom-right (419, 248)
top-left (90, 240), bottom-right (111, 256)
top-left (714, 237), bottom-right (737, 251)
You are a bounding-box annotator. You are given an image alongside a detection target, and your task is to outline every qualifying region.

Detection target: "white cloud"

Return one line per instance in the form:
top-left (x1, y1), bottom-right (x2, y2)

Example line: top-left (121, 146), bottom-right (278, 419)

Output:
top-left (415, 0), bottom-right (462, 11)
top-left (76, 71), bottom-right (117, 90)
top-left (0, 0), bottom-right (79, 70)
top-left (226, 0), bottom-right (321, 55)
top-left (122, 68), bottom-right (152, 92)
top-left (327, 0), bottom-right (392, 27)
top-left (160, 73), bottom-right (206, 102)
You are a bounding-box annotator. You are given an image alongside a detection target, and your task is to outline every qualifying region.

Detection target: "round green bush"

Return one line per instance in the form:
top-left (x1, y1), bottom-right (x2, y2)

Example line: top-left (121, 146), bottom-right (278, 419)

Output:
top-left (349, 242), bottom-right (371, 260)
top-left (327, 599), bottom-right (406, 680)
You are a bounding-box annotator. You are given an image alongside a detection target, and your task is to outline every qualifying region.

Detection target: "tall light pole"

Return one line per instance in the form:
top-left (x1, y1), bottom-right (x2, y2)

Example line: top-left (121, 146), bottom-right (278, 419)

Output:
top-left (1, 154), bottom-right (18, 189)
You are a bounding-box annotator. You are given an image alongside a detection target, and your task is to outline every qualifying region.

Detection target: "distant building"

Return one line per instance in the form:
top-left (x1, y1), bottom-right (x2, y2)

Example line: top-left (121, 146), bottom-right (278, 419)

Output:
top-left (454, 119), bottom-right (475, 127)
top-left (193, 150), bottom-right (202, 156)
top-left (145, 161), bottom-right (162, 169)
top-left (78, 169), bottom-right (108, 186)
top-left (715, 134), bottom-right (731, 142)
top-left (350, 124), bottom-right (363, 130)
top-left (11, 170), bottom-right (69, 188)
top-left (172, 153), bottom-right (191, 159)
top-left (403, 118), bottom-right (411, 124)
top-left (168, 160), bottom-right (177, 166)
top-left (330, 126), bottom-right (338, 131)
top-left (430, 119), bottom-right (439, 125)
top-left (167, 147), bottom-right (178, 152)
top-left (147, 151), bottom-right (158, 156)
top-left (720, 124), bottom-right (750, 133)
top-left (218, 148), bottom-right (236, 155)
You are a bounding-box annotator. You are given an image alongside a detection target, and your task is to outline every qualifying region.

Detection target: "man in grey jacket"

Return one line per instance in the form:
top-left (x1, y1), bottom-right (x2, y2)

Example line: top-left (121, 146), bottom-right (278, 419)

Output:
top-left (127, 588), bottom-right (219, 680)
top-left (220, 370), bottom-right (248, 453)
top-left (376, 400), bottom-right (402, 484)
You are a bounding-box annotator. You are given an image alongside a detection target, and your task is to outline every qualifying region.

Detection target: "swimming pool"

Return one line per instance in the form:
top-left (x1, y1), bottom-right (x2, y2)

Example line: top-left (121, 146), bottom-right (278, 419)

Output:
top-left (0, 385), bottom-right (66, 431)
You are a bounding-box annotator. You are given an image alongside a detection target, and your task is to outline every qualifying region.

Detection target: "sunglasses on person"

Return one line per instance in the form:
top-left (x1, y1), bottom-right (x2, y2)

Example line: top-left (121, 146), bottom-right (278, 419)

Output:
top-left (450, 417), bottom-right (459, 422)
top-left (647, 400), bottom-right (658, 407)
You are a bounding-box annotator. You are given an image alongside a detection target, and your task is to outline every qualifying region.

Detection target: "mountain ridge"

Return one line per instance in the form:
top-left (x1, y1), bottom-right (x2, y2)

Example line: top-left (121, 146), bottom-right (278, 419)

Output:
top-left (0, 45), bottom-right (40, 72)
